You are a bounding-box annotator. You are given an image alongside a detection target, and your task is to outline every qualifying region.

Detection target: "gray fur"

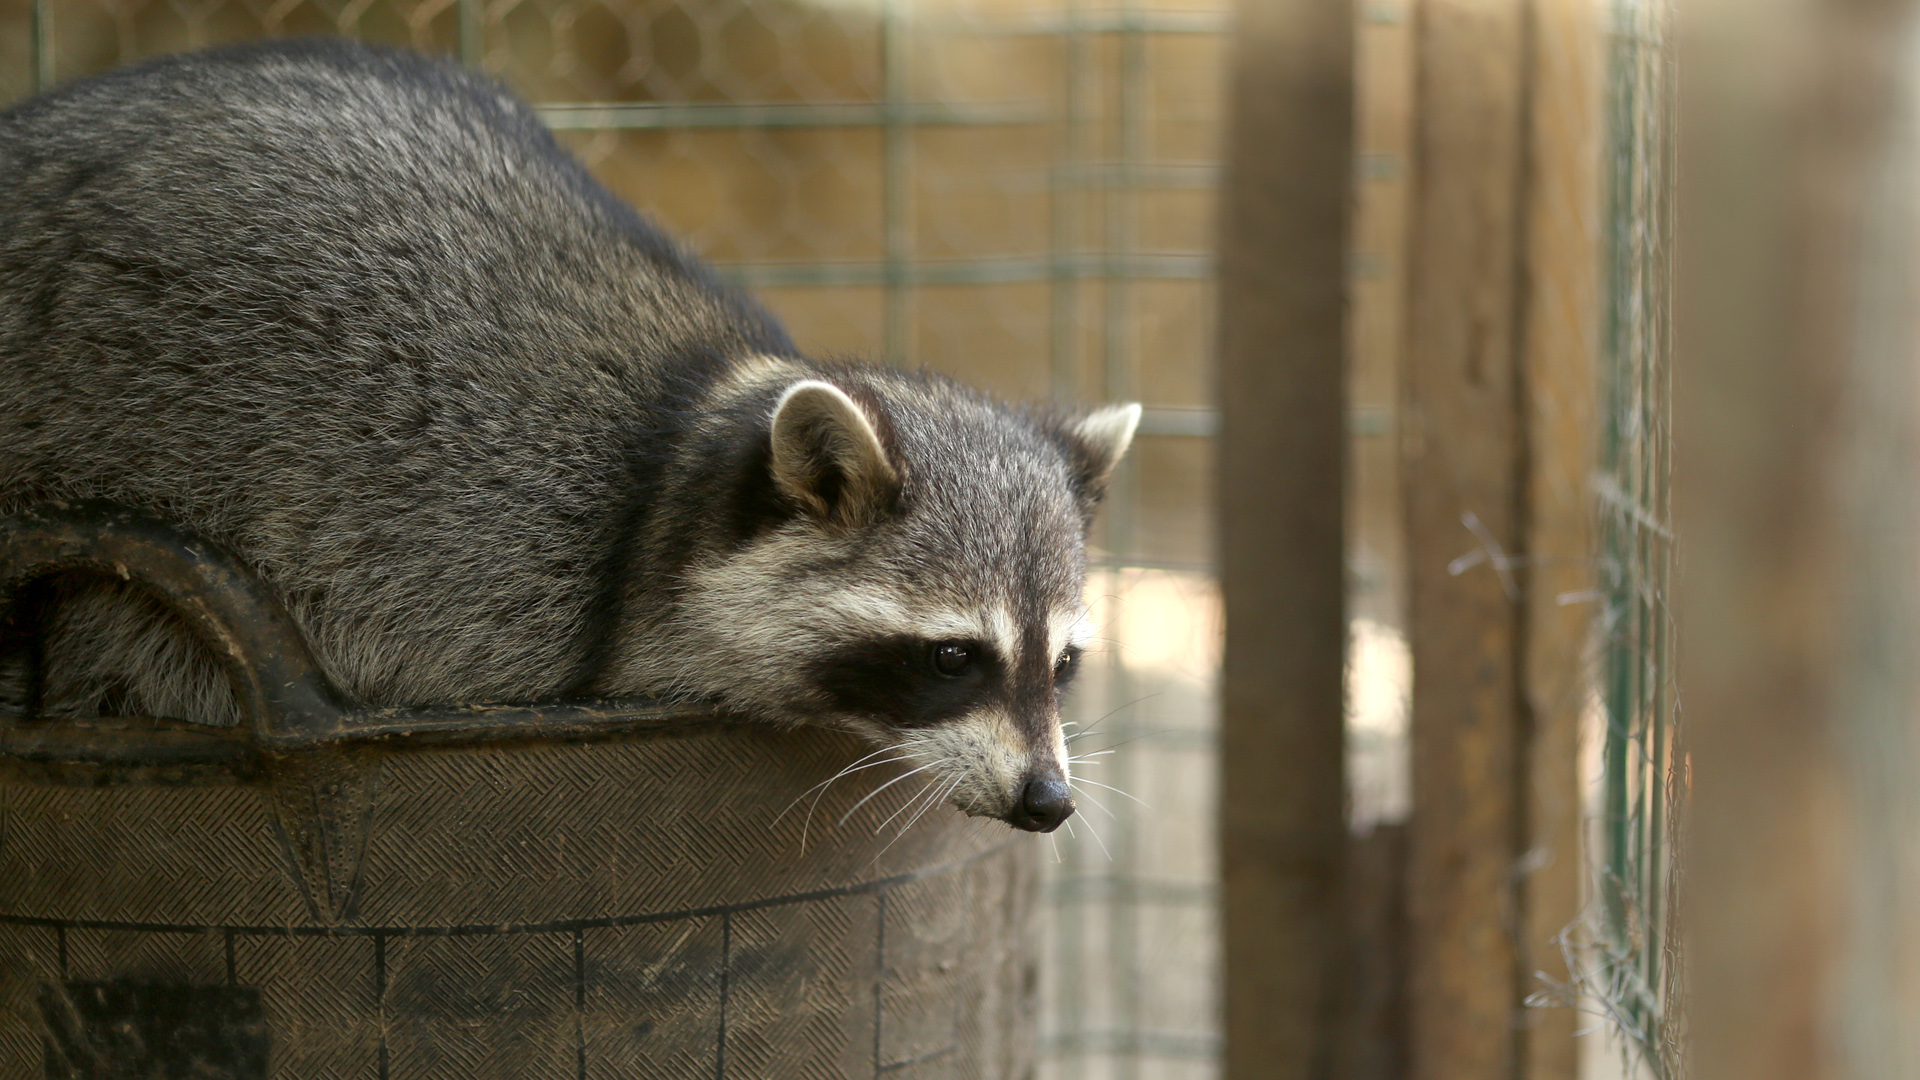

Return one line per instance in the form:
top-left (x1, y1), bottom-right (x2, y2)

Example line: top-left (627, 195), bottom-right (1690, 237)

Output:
top-left (0, 39), bottom-right (1137, 828)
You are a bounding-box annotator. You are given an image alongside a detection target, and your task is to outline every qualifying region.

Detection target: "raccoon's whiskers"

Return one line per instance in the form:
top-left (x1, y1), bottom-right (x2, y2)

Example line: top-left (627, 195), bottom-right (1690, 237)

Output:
top-left (1065, 776), bottom-right (1148, 808)
top-left (1063, 692), bottom-right (1163, 745)
top-left (1066, 781), bottom-right (1117, 820)
top-left (793, 750), bottom-right (914, 853)
top-left (1066, 726), bottom-right (1175, 757)
top-left (873, 764), bottom-right (953, 836)
top-left (897, 772), bottom-right (965, 839)
top-left (868, 773), bottom-right (964, 867)
top-left (775, 745), bottom-right (902, 826)
top-left (836, 760), bottom-right (942, 828)
top-left (1068, 810), bottom-right (1114, 861)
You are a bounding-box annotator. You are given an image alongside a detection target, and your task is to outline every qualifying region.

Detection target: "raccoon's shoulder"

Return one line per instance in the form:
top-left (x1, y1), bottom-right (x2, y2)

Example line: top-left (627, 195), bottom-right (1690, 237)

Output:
top-left (1, 38), bottom-right (535, 148)
top-left (5, 42), bottom-right (559, 219)
top-left (1, 39), bottom-right (692, 274)
top-left (0, 37), bottom-right (792, 363)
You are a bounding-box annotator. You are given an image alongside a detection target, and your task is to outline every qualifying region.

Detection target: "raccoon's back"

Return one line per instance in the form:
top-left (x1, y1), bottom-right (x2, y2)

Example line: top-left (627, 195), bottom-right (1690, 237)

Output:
top-left (0, 40), bottom-right (792, 711)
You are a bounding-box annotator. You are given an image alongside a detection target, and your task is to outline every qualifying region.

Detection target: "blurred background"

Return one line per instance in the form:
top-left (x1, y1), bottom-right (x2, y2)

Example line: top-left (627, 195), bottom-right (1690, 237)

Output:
top-left (9, 0), bottom-right (1920, 1076)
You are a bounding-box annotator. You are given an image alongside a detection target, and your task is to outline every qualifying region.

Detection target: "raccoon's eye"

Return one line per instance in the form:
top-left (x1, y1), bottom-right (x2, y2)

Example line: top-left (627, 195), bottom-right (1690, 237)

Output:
top-left (1054, 646), bottom-right (1082, 681)
top-left (931, 641), bottom-right (974, 678)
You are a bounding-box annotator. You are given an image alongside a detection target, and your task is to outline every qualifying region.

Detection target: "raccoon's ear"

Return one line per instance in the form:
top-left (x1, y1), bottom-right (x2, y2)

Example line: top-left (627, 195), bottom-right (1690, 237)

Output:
top-left (769, 380), bottom-right (901, 529)
top-left (1057, 403), bottom-right (1143, 507)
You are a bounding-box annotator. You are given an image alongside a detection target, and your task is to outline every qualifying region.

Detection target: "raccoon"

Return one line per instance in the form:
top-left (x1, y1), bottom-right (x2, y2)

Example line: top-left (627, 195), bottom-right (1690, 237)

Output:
top-left (0, 39), bottom-right (1137, 832)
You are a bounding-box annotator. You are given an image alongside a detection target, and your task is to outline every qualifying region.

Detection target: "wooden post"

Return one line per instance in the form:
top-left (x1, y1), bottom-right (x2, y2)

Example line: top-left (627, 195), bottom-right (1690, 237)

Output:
top-left (1399, 1), bottom-right (1595, 1076)
top-left (1401, 1), bottom-right (1529, 1076)
top-left (1518, 3), bottom-right (1601, 1079)
top-left (1217, 0), bottom-right (1353, 1075)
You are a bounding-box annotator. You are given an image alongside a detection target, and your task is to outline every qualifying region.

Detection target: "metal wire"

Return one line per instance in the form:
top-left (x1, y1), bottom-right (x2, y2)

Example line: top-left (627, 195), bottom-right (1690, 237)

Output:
top-left (31, 0), bottom-right (52, 91)
top-left (1597, 0), bottom-right (1681, 1075)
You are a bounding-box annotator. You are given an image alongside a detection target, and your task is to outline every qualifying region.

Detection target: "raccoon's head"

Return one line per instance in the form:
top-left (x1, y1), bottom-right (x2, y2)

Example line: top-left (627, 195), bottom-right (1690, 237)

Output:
top-left (668, 371), bottom-right (1139, 833)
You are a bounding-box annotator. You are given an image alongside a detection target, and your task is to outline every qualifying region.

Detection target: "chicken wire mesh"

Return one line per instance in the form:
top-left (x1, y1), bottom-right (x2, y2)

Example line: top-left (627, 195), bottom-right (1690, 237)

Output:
top-left (0, 0), bottom-right (1227, 1075)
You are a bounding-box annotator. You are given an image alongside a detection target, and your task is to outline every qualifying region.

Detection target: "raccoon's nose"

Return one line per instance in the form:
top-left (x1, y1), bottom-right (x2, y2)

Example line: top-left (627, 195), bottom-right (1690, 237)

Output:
top-left (1011, 774), bottom-right (1075, 833)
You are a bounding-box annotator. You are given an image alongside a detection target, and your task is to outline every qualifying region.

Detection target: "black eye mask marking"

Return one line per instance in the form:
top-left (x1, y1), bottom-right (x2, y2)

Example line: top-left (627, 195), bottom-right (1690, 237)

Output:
top-left (807, 635), bottom-right (1003, 727)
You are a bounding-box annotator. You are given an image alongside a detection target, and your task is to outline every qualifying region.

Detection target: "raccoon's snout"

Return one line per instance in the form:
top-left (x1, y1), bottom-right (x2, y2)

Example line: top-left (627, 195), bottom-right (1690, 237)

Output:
top-left (1006, 770), bottom-right (1075, 833)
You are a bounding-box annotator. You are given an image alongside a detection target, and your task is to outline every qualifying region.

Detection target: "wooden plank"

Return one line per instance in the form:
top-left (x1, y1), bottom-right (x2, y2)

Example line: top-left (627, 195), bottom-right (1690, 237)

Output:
top-left (1334, 824), bottom-right (1411, 1079)
top-left (1518, 3), bottom-right (1602, 1079)
top-left (1399, 1), bottom-right (1529, 1077)
top-left (1216, 0), bottom-right (1354, 1075)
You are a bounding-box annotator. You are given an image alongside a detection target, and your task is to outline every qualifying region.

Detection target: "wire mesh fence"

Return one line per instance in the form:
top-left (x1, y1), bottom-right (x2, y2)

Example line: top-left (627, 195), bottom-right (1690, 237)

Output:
top-left (1592, 0), bottom-right (1681, 1075)
top-left (0, 0), bottom-right (1228, 1074)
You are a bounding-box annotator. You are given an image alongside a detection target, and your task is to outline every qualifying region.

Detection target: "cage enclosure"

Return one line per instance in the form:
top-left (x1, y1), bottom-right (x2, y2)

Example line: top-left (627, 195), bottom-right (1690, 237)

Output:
top-left (0, 503), bottom-right (1037, 1078)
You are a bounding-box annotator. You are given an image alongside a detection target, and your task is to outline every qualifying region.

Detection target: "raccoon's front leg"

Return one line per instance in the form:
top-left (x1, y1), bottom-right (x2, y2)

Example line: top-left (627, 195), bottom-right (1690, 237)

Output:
top-left (23, 572), bottom-right (242, 726)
